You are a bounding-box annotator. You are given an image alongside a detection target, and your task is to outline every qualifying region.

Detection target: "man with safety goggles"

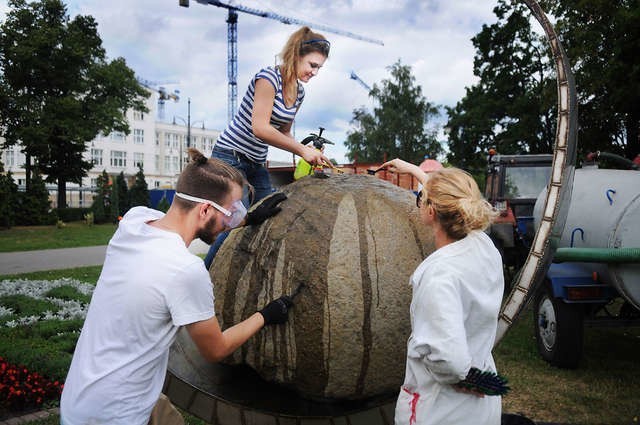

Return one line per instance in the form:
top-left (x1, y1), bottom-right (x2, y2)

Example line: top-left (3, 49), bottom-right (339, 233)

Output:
top-left (61, 148), bottom-right (291, 425)
top-left (174, 190), bottom-right (287, 233)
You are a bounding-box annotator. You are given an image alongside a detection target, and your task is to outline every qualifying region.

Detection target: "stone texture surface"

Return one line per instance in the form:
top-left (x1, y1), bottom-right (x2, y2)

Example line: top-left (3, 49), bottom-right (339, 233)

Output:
top-left (211, 174), bottom-right (434, 401)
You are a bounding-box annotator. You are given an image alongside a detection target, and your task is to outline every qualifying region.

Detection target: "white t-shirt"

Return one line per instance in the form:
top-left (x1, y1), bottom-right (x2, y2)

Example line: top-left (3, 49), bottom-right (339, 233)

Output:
top-left (60, 207), bottom-right (215, 425)
top-left (395, 230), bottom-right (504, 425)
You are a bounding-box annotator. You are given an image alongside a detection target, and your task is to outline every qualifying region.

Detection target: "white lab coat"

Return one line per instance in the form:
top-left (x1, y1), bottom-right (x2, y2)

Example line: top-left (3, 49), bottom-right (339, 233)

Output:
top-left (395, 231), bottom-right (504, 425)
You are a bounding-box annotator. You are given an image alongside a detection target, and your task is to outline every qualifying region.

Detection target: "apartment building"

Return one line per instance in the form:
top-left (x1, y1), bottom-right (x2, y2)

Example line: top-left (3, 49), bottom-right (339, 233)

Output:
top-left (1, 92), bottom-right (220, 207)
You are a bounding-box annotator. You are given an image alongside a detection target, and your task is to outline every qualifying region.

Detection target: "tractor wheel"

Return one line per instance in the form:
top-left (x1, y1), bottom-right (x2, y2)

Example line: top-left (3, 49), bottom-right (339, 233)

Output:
top-left (533, 282), bottom-right (584, 368)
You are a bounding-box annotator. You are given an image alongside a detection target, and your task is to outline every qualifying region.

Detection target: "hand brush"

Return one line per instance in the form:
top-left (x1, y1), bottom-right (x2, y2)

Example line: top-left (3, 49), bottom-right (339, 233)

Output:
top-left (454, 367), bottom-right (510, 396)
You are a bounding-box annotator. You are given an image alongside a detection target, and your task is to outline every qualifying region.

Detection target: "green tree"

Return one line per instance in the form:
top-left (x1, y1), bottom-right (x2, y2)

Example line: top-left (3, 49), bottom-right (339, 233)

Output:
top-left (90, 170), bottom-right (111, 224)
top-left (108, 174), bottom-right (121, 222)
top-left (344, 60), bottom-right (442, 165)
top-left (0, 162), bottom-right (19, 228)
top-left (156, 196), bottom-right (171, 213)
top-left (445, 0), bottom-right (556, 171)
top-left (0, 0), bottom-right (149, 207)
top-left (129, 164), bottom-right (149, 209)
top-left (543, 0), bottom-right (639, 158)
top-left (17, 168), bottom-right (51, 225)
top-left (446, 0), bottom-right (639, 168)
top-left (113, 171), bottom-right (129, 218)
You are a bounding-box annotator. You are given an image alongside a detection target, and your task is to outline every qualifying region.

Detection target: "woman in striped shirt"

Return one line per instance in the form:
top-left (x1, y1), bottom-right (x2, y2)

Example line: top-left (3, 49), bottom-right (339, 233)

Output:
top-left (204, 27), bottom-right (331, 268)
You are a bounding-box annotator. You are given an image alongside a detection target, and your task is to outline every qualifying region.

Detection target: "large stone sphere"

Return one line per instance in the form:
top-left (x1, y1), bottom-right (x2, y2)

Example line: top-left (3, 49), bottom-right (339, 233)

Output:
top-left (210, 173), bottom-right (434, 401)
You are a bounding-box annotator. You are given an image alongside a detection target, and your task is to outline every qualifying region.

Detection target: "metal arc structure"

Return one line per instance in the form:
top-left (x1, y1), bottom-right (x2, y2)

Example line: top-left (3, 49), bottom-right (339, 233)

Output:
top-left (495, 0), bottom-right (578, 343)
top-left (167, 1), bottom-right (578, 422)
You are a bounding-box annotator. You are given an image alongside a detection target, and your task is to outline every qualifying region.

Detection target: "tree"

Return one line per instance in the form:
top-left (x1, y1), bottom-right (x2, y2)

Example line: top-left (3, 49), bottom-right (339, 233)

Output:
top-left (0, 0), bottom-right (149, 208)
top-left (90, 170), bottom-right (111, 224)
top-left (108, 175), bottom-right (120, 223)
top-left (0, 162), bottom-right (19, 228)
top-left (128, 164), bottom-right (149, 208)
top-left (446, 0), bottom-right (639, 168)
top-left (445, 0), bottom-right (556, 171)
top-left (17, 168), bottom-right (51, 225)
top-left (543, 0), bottom-right (639, 158)
top-left (156, 196), bottom-right (171, 213)
top-left (113, 171), bottom-right (129, 219)
top-left (344, 60), bottom-right (442, 165)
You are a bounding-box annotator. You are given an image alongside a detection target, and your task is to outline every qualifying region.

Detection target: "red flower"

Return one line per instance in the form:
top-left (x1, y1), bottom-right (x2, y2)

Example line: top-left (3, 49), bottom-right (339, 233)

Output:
top-left (0, 358), bottom-right (63, 412)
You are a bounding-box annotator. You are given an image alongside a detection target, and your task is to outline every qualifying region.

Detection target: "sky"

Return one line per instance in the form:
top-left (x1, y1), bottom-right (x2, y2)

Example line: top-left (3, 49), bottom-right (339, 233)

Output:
top-left (1, 0), bottom-right (502, 164)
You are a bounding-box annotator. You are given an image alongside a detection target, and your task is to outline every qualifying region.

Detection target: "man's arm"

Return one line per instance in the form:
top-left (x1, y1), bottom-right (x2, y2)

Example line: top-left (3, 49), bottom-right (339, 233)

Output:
top-left (186, 295), bottom-right (293, 362)
top-left (186, 313), bottom-right (264, 362)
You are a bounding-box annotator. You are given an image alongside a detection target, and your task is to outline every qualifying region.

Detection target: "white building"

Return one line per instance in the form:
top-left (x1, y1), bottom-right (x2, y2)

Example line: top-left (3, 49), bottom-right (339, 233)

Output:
top-left (1, 91), bottom-right (220, 208)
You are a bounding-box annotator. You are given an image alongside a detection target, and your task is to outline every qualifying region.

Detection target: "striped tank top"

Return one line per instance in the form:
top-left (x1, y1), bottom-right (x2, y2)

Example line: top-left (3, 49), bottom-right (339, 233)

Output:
top-left (215, 66), bottom-right (305, 163)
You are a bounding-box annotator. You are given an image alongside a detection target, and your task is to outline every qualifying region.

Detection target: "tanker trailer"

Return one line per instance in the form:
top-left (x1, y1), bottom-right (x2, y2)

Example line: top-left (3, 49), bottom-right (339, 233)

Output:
top-left (166, 174), bottom-right (435, 423)
top-left (532, 162), bottom-right (640, 368)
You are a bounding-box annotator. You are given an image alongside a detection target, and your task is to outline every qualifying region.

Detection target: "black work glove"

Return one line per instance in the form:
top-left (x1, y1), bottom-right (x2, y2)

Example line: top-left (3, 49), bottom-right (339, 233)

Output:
top-left (245, 192), bottom-right (287, 226)
top-left (259, 295), bottom-right (294, 325)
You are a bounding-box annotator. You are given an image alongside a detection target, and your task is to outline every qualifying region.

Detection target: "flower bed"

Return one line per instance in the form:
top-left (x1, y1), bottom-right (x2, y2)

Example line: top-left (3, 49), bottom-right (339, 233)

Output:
top-left (0, 356), bottom-right (63, 412)
top-left (0, 278), bottom-right (93, 327)
top-left (0, 278), bottom-right (93, 416)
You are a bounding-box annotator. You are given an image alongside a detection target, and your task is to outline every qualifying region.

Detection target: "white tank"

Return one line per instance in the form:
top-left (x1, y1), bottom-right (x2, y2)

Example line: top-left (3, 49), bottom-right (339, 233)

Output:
top-left (533, 166), bottom-right (640, 308)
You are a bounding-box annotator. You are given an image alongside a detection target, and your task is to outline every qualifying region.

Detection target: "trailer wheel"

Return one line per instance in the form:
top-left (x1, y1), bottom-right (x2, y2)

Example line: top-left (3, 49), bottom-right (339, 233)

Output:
top-left (533, 283), bottom-right (583, 368)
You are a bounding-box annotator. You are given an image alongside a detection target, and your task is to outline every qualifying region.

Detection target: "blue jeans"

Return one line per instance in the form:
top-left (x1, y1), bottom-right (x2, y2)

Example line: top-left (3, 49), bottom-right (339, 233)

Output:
top-left (203, 146), bottom-right (273, 269)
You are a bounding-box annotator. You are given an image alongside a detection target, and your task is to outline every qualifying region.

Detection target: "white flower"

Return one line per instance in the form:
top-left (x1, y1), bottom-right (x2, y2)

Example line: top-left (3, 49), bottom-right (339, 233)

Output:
top-left (0, 306), bottom-right (14, 317)
top-left (0, 278), bottom-right (95, 327)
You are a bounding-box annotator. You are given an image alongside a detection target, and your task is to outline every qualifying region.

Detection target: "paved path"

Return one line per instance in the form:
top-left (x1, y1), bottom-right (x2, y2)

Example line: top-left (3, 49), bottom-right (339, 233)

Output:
top-left (0, 239), bottom-right (210, 275)
top-left (0, 241), bottom-right (555, 425)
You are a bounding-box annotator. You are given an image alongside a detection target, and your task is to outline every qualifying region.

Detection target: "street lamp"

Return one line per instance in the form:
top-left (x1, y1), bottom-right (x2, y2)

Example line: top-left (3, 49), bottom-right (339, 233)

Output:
top-left (173, 98), bottom-right (204, 171)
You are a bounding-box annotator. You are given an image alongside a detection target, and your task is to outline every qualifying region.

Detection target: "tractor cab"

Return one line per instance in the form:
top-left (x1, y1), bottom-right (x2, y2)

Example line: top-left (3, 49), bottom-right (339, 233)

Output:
top-left (484, 150), bottom-right (553, 282)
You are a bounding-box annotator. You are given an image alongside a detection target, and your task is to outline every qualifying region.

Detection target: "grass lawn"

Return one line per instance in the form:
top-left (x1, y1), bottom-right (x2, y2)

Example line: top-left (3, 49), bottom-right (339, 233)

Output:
top-left (496, 308), bottom-right (640, 424)
top-left (0, 222), bottom-right (117, 252)
top-left (1, 267), bottom-right (639, 424)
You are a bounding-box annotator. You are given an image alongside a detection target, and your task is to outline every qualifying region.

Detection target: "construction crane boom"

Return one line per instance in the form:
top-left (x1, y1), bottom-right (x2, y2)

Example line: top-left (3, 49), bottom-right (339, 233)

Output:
top-left (137, 77), bottom-right (180, 120)
top-left (180, 0), bottom-right (384, 122)
top-left (350, 70), bottom-right (371, 92)
top-left (194, 0), bottom-right (384, 46)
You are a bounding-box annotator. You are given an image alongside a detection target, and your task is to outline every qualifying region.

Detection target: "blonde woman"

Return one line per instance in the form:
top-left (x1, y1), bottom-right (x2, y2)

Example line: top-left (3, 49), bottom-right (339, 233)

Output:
top-left (380, 159), bottom-right (504, 425)
top-left (205, 26), bottom-right (331, 267)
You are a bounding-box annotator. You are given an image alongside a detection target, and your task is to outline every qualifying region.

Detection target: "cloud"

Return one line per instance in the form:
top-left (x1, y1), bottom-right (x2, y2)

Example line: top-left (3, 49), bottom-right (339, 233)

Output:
top-left (3, 0), bottom-right (502, 163)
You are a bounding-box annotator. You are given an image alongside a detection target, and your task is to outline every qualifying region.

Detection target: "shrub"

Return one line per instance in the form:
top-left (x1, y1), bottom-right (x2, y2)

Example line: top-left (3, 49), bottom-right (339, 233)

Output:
top-left (84, 212), bottom-right (94, 226)
top-left (55, 207), bottom-right (91, 222)
top-left (91, 170), bottom-right (111, 224)
top-left (112, 171), bottom-right (129, 221)
top-left (0, 164), bottom-right (19, 229)
top-left (129, 163), bottom-right (149, 208)
top-left (15, 171), bottom-right (51, 226)
top-left (156, 195), bottom-right (171, 213)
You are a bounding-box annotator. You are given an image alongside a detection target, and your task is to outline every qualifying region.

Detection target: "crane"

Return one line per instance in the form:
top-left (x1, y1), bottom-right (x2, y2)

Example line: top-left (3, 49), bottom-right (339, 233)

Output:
top-left (136, 77), bottom-right (181, 120)
top-left (179, 0), bottom-right (384, 123)
top-left (349, 70), bottom-right (371, 92)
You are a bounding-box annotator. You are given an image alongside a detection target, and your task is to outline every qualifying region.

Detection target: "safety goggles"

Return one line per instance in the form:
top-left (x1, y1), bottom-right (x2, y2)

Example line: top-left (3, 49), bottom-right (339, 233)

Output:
top-left (174, 192), bottom-right (247, 229)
